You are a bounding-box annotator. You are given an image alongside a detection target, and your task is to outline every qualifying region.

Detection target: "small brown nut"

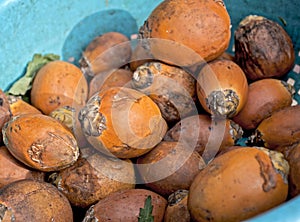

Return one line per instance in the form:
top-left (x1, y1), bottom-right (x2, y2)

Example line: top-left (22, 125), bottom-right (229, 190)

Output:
top-left (137, 141), bottom-right (206, 197)
top-left (139, 0), bottom-right (231, 64)
top-left (79, 32), bottom-right (131, 77)
top-left (233, 79), bottom-right (294, 130)
top-left (88, 68), bottom-right (133, 98)
top-left (8, 95), bottom-right (41, 116)
top-left (164, 190), bottom-right (190, 222)
top-left (132, 62), bottom-right (197, 125)
top-left (0, 179), bottom-right (73, 222)
top-left (234, 15), bottom-right (295, 80)
top-left (0, 146), bottom-right (45, 189)
top-left (79, 87), bottom-right (167, 159)
top-left (197, 59), bottom-right (249, 118)
top-left (188, 147), bottom-right (289, 221)
top-left (249, 105), bottom-right (300, 149)
top-left (286, 143), bottom-right (300, 198)
top-left (82, 189), bottom-right (167, 221)
top-left (2, 113), bottom-right (80, 172)
top-left (49, 146), bottom-right (135, 208)
top-left (164, 114), bottom-right (243, 156)
top-left (30, 60), bottom-right (88, 115)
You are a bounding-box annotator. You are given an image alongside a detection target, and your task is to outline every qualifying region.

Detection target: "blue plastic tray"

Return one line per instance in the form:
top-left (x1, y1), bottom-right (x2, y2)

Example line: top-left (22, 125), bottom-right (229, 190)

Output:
top-left (0, 0), bottom-right (299, 221)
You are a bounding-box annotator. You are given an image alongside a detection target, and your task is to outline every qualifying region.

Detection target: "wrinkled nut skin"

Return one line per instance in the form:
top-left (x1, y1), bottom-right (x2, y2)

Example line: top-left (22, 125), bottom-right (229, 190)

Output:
top-left (139, 0), bottom-right (231, 63)
top-left (136, 141), bottom-right (206, 197)
top-left (0, 146), bottom-right (45, 189)
top-left (0, 90), bottom-right (11, 145)
top-left (233, 79), bottom-right (293, 130)
top-left (0, 179), bottom-right (73, 222)
top-left (49, 106), bottom-right (89, 148)
top-left (188, 147), bottom-right (289, 222)
top-left (8, 95), bottom-right (41, 116)
top-left (132, 62), bottom-right (197, 125)
top-left (197, 59), bottom-right (248, 118)
top-left (286, 143), bottom-right (300, 198)
top-left (164, 114), bottom-right (243, 156)
top-left (234, 15), bottom-right (295, 81)
top-left (164, 190), bottom-right (190, 222)
top-left (82, 189), bottom-right (167, 222)
top-left (50, 147), bottom-right (135, 208)
top-left (30, 60), bottom-right (88, 115)
top-left (88, 68), bottom-right (133, 98)
top-left (79, 87), bottom-right (168, 159)
top-left (2, 113), bottom-right (80, 172)
top-left (252, 105), bottom-right (300, 149)
top-left (79, 32), bottom-right (131, 76)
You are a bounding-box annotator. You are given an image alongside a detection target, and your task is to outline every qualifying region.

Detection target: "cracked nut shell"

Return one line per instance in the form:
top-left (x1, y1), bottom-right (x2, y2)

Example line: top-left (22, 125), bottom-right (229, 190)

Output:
top-left (2, 113), bottom-right (80, 172)
top-left (188, 147), bottom-right (289, 222)
top-left (197, 59), bottom-right (248, 118)
top-left (79, 87), bottom-right (168, 159)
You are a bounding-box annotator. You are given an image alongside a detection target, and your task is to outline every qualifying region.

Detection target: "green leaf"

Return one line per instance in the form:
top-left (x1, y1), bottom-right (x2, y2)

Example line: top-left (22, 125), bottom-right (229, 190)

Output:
top-left (7, 53), bottom-right (60, 97)
top-left (138, 195), bottom-right (154, 222)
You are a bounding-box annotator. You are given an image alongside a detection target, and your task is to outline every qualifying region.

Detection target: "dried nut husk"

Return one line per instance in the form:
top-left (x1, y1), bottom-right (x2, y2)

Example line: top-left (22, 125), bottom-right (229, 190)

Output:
top-left (249, 105), bottom-right (300, 149)
top-left (8, 95), bottom-right (41, 116)
top-left (0, 90), bottom-right (11, 144)
top-left (132, 62), bottom-right (197, 125)
top-left (30, 60), bottom-right (88, 115)
top-left (233, 79), bottom-right (294, 130)
top-left (82, 189), bottom-right (167, 221)
top-left (136, 141), bottom-right (206, 197)
top-left (0, 146), bottom-right (45, 189)
top-left (79, 32), bottom-right (131, 77)
top-left (0, 179), bottom-right (73, 222)
top-left (2, 113), bottom-right (80, 172)
top-left (88, 68), bottom-right (133, 98)
top-left (197, 59), bottom-right (248, 118)
top-left (286, 143), bottom-right (300, 198)
top-left (164, 114), bottom-right (243, 156)
top-left (49, 147), bottom-right (135, 208)
top-left (49, 105), bottom-right (89, 148)
top-left (234, 15), bottom-right (295, 81)
top-left (188, 147), bottom-right (289, 222)
top-left (164, 190), bottom-right (190, 222)
top-left (79, 87), bottom-right (168, 159)
top-left (139, 0), bottom-right (231, 64)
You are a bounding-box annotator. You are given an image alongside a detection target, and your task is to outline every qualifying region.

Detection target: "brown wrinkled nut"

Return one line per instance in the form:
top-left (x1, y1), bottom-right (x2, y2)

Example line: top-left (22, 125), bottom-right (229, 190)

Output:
top-left (164, 114), bottom-right (243, 156)
top-left (233, 79), bottom-right (294, 130)
top-left (0, 90), bottom-right (11, 145)
top-left (79, 87), bottom-right (167, 159)
top-left (8, 95), bottom-right (41, 116)
top-left (234, 15), bottom-right (295, 81)
top-left (79, 32), bottom-right (131, 77)
top-left (88, 68), bottom-right (133, 98)
top-left (30, 60), bottom-right (88, 115)
top-left (164, 190), bottom-right (190, 222)
top-left (0, 146), bottom-right (45, 189)
top-left (82, 189), bottom-right (167, 221)
top-left (49, 146), bottom-right (135, 208)
top-left (197, 59), bottom-right (249, 118)
top-left (188, 147), bottom-right (289, 222)
top-left (139, 0), bottom-right (231, 64)
top-left (49, 105), bottom-right (89, 148)
top-left (0, 179), bottom-right (73, 222)
top-left (137, 141), bottom-right (206, 197)
top-left (249, 105), bottom-right (300, 149)
top-left (2, 113), bottom-right (79, 172)
top-left (132, 62), bottom-right (197, 125)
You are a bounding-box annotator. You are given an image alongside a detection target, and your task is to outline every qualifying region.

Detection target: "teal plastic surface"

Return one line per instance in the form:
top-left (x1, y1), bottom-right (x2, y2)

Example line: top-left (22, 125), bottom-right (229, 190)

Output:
top-left (0, 0), bottom-right (299, 221)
